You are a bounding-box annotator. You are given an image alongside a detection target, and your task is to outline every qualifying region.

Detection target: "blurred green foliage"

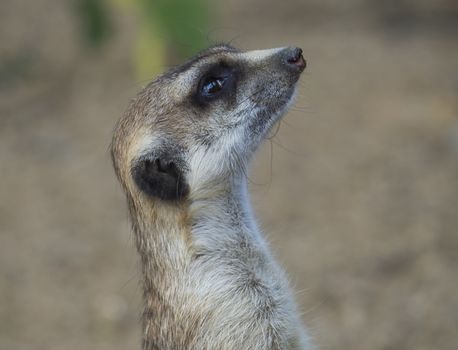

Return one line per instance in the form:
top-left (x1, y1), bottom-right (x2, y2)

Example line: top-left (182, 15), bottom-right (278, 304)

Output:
top-left (76, 0), bottom-right (212, 79)
top-left (77, 0), bottom-right (112, 48)
top-left (139, 0), bottom-right (211, 58)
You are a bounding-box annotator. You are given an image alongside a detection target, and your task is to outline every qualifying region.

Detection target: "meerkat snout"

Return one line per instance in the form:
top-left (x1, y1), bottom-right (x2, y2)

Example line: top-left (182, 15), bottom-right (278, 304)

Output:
top-left (111, 45), bottom-right (313, 349)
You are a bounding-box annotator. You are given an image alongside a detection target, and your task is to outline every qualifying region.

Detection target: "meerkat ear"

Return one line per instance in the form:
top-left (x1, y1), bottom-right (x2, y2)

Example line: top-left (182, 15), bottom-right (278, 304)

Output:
top-left (131, 157), bottom-right (189, 201)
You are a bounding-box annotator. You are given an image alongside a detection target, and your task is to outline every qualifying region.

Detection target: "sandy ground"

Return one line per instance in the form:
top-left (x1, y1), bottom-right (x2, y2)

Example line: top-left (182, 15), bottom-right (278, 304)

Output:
top-left (1, 1), bottom-right (457, 349)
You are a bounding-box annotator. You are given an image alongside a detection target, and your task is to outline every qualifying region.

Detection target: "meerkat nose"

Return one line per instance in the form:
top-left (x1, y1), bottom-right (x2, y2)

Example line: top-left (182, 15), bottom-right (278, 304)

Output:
top-left (283, 47), bottom-right (306, 72)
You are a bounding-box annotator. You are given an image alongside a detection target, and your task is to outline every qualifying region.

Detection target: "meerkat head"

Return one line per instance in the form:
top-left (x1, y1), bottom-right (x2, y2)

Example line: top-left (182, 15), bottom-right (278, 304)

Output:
top-left (111, 44), bottom-right (305, 206)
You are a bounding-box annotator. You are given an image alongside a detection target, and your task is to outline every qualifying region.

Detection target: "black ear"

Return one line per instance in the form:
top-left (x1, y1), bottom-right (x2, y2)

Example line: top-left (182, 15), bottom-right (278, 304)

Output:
top-left (131, 157), bottom-right (189, 201)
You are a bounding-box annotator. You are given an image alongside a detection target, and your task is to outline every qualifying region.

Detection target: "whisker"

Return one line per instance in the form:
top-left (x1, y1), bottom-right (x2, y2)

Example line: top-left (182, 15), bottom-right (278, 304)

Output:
top-left (271, 138), bottom-right (309, 158)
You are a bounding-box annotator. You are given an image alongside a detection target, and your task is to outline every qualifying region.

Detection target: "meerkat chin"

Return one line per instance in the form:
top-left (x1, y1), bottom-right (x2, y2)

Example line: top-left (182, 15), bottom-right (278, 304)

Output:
top-left (111, 45), bottom-right (312, 350)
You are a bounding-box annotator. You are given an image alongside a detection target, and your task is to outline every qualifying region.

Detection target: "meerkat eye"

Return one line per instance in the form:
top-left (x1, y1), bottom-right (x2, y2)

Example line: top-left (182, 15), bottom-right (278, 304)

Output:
top-left (195, 63), bottom-right (236, 105)
top-left (201, 76), bottom-right (228, 97)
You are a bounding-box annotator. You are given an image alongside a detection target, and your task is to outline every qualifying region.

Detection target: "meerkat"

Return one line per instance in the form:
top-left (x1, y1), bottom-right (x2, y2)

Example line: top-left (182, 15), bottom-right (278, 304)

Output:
top-left (111, 44), bottom-right (312, 350)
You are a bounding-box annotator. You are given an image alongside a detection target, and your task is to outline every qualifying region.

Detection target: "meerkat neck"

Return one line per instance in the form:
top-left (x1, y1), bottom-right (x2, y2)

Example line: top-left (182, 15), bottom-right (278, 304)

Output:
top-left (189, 175), bottom-right (264, 252)
top-left (134, 174), bottom-right (265, 293)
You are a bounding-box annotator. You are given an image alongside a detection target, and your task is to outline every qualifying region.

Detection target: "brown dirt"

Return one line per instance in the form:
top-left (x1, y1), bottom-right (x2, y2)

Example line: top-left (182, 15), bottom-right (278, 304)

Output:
top-left (1, 1), bottom-right (457, 349)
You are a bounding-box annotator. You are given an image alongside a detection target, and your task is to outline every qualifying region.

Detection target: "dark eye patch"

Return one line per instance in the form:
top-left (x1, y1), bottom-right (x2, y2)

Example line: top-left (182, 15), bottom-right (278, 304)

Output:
top-left (194, 62), bottom-right (237, 106)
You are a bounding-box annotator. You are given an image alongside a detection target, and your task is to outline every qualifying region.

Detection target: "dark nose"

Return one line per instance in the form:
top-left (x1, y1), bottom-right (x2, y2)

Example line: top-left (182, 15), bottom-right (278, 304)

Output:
top-left (282, 47), bottom-right (306, 72)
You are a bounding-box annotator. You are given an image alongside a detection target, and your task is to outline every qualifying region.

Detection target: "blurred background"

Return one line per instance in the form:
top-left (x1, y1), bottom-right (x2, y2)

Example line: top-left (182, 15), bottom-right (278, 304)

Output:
top-left (1, 0), bottom-right (457, 349)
